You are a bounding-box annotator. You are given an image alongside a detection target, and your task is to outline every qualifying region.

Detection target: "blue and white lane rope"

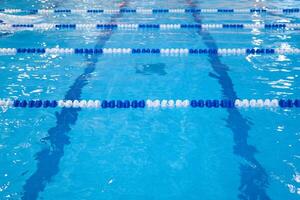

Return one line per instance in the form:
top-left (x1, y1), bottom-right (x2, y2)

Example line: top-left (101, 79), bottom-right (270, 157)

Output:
top-left (0, 8), bottom-right (299, 14)
top-left (1, 99), bottom-right (299, 109)
top-left (0, 47), bottom-right (299, 55)
top-left (1, 23), bottom-right (299, 30)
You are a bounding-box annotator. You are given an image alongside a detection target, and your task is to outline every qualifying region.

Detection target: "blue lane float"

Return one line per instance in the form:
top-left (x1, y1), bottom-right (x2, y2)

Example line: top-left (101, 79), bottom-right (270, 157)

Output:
top-left (1, 99), bottom-right (299, 109)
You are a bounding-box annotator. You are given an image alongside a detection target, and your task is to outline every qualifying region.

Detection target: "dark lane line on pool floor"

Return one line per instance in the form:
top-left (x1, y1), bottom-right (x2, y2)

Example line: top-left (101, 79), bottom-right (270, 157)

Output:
top-left (21, 1), bottom-right (130, 199)
top-left (186, 0), bottom-right (271, 199)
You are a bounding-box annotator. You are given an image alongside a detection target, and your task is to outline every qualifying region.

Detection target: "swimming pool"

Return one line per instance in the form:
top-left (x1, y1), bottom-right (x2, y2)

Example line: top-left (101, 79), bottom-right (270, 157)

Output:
top-left (0, 0), bottom-right (300, 199)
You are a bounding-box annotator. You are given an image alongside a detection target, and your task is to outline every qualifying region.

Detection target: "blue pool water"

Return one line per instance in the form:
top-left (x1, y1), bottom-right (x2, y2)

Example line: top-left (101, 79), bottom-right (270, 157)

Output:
top-left (0, 0), bottom-right (300, 199)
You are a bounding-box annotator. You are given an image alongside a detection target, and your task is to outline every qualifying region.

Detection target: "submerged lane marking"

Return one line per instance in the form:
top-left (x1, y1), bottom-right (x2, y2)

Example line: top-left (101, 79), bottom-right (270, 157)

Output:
top-left (186, 0), bottom-right (271, 199)
top-left (21, 2), bottom-right (129, 200)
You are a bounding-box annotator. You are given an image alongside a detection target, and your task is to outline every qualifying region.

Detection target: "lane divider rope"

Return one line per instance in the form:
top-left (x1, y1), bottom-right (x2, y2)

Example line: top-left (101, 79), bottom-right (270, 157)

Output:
top-left (0, 47), bottom-right (299, 55)
top-left (0, 8), bottom-right (299, 14)
top-left (1, 23), bottom-right (299, 30)
top-left (1, 99), bottom-right (299, 109)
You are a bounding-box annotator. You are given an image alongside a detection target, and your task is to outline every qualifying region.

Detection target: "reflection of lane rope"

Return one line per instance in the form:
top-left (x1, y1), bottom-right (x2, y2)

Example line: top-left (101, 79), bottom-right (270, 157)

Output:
top-left (0, 8), bottom-right (299, 14)
top-left (1, 99), bottom-right (299, 109)
top-left (0, 47), bottom-right (299, 55)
